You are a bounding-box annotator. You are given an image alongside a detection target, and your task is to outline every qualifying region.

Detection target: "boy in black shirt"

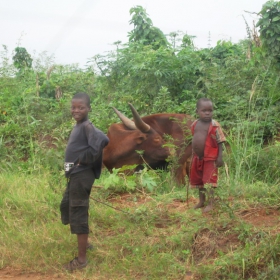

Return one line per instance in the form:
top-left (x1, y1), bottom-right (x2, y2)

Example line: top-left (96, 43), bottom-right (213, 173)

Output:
top-left (60, 92), bottom-right (109, 271)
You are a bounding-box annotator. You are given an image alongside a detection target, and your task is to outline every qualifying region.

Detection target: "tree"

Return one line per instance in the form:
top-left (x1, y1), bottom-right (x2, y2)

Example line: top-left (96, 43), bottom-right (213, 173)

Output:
top-left (128, 6), bottom-right (169, 49)
top-left (12, 47), bottom-right (33, 75)
top-left (257, 0), bottom-right (280, 65)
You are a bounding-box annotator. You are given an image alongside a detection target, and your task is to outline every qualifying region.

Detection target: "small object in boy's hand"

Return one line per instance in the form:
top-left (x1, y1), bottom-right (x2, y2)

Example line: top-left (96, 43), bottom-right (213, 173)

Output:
top-left (64, 162), bottom-right (74, 172)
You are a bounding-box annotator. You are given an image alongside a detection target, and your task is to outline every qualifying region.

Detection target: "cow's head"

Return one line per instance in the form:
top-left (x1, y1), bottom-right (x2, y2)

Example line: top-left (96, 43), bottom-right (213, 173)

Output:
top-left (103, 103), bottom-right (170, 171)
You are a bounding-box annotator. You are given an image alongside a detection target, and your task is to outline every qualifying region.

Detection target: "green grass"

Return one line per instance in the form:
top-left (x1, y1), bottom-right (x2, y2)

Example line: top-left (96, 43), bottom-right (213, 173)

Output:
top-left (0, 169), bottom-right (280, 279)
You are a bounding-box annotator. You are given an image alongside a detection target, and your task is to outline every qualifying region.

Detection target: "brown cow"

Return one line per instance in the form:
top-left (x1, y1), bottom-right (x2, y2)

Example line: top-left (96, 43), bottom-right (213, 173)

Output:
top-left (102, 103), bottom-right (193, 185)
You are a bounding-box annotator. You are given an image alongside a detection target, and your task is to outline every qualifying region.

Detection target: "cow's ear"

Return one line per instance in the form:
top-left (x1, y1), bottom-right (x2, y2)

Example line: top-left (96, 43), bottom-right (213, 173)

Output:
top-left (136, 135), bottom-right (147, 144)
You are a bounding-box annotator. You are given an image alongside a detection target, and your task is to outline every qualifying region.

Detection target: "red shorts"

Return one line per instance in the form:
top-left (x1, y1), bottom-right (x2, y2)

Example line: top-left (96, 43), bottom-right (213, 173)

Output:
top-left (190, 154), bottom-right (218, 188)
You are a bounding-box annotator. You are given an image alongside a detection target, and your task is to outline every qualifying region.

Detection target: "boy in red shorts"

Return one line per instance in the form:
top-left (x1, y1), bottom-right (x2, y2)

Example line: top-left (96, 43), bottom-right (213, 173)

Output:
top-left (190, 98), bottom-right (226, 212)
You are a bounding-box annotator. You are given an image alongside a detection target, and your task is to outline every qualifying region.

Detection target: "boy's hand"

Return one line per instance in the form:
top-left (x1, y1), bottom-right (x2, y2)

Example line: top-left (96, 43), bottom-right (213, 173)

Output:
top-left (215, 157), bottom-right (224, 168)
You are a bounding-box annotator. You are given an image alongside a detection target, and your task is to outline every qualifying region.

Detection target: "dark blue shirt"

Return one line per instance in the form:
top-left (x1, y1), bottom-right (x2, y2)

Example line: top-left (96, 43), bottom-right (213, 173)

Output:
top-left (65, 119), bottom-right (109, 178)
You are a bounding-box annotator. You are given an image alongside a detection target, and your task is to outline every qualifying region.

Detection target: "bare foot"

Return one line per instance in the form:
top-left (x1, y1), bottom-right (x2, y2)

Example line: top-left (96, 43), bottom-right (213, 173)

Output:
top-left (203, 204), bottom-right (213, 213)
top-left (193, 201), bottom-right (205, 209)
top-left (194, 188), bottom-right (206, 209)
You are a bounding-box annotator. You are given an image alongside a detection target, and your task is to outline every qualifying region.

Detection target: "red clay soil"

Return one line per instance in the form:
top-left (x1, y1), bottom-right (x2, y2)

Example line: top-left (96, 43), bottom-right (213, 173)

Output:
top-left (0, 268), bottom-right (64, 280)
top-left (237, 207), bottom-right (280, 233)
top-left (107, 192), bottom-right (152, 207)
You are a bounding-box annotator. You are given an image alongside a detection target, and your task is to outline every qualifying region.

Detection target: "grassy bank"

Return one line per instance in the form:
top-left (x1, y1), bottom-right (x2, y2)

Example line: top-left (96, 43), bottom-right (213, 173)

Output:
top-left (0, 168), bottom-right (279, 280)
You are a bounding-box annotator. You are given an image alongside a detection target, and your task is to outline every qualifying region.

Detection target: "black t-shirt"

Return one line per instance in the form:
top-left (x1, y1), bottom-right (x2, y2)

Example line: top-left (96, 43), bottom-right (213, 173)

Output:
top-left (65, 119), bottom-right (109, 178)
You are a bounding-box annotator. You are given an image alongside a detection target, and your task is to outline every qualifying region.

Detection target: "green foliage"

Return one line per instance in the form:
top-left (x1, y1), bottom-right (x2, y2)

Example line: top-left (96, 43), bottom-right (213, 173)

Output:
top-left (103, 167), bottom-right (137, 192)
top-left (91, 41), bottom-right (200, 114)
top-left (103, 165), bottom-right (162, 194)
top-left (12, 47), bottom-right (33, 75)
top-left (210, 40), bottom-right (244, 62)
top-left (128, 6), bottom-right (169, 49)
top-left (1, 3), bottom-right (280, 180)
top-left (38, 64), bottom-right (95, 98)
top-left (257, 0), bottom-right (280, 65)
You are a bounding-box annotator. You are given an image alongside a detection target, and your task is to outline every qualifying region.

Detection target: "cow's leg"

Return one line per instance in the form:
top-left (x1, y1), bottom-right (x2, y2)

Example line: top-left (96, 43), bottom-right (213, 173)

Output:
top-left (174, 164), bottom-right (186, 185)
top-left (174, 145), bottom-right (192, 185)
top-left (194, 187), bottom-right (206, 209)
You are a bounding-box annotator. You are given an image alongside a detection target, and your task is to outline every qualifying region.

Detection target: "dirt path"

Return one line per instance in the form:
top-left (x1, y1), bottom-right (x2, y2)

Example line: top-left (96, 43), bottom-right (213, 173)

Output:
top-left (0, 267), bottom-right (64, 280)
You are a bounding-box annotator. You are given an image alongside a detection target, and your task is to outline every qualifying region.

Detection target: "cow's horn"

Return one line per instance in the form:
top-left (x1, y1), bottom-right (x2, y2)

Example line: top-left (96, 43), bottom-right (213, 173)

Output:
top-left (128, 103), bottom-right (150, 132)
top-left (112, 107), bottom-right (137, 130)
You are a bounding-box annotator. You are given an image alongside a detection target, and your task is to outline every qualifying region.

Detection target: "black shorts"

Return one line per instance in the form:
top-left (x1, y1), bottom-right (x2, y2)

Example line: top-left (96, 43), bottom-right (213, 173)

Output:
top-left (60, 168), bottom-right (95, 234)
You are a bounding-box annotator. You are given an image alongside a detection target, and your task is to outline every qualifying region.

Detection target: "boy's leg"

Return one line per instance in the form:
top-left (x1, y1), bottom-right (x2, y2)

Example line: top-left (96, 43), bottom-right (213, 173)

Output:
top-left (193, 187), bottom-right (206, 209)
top-left (77, 234), bottom-right (88, 264)
top-left (64, 170), bottom-right (95, 271)
top-left (189, 154), bottom-right (205, 209)
top-left (202, 161), bottom-right (218, 212)
top-left (203, 188), bottom-right (214, 213)
top-left (60, 181), bottom-right (70, 225)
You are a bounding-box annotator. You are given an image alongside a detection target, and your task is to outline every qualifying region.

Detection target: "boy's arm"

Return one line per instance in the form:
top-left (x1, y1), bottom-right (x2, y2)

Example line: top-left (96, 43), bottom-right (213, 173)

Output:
top-left (215, 122), bottom-right (226, 167)
top-left (216, 143), bottom-right (224, 167)
top-left (78, 124), bottom-right (109, 165)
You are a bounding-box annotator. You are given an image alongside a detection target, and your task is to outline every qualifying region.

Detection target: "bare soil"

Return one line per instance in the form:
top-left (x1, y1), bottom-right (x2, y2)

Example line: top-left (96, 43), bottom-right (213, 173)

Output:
top-left (0, 268), bottom-right (64, 280)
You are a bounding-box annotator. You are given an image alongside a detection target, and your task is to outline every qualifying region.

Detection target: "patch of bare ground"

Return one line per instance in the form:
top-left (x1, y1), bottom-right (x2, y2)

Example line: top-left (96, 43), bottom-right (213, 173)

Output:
top-left (0, 267), bottom-right (104, 280)
top-left (237, 207), bottom-right (280, 233)
top-left (107, 192), bottom-right (152, 207)
top-left (0, 267), bottom-right (64, 280)
top-left (107, 193), bottom-right (197, 212)
top-left (167, 197), bottom-right (197, 212)
top-left (191, 226), bottom-right (240, 264)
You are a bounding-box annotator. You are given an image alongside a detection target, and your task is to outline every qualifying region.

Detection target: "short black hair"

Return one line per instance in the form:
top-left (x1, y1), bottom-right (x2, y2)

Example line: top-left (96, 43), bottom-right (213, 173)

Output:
top-left (72, 92), bottom-right (91, 107)
top-left (196, 97), bottom-right (212, 109)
